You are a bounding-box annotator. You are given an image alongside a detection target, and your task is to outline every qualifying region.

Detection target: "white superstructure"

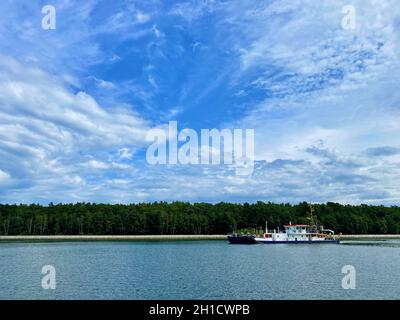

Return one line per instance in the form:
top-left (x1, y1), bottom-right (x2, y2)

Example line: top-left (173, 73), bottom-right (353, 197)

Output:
top-left (255, 205), bottom-right (340, 244)
top-left (254, 222), bottom-right (339, 243)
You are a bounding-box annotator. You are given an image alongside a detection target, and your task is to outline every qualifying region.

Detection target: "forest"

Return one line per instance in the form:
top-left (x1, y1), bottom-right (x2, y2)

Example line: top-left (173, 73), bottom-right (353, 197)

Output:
top-left (0, 201), bottom-right (399, 235)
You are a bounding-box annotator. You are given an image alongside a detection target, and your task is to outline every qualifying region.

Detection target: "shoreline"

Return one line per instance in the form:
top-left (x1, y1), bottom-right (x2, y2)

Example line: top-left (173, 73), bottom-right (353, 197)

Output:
top-left (0, 234), bottom-right (400, 241)
top-left (339, 234), bottom-right (400, 240)
top-left (0, 234), bottom-right (227, 241)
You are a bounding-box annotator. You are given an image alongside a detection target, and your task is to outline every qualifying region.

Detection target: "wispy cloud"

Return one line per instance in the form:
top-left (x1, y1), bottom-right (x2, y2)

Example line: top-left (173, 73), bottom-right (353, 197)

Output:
top-left (1, 0), bottom-right (400, 204)
top-left (0, 55), bottom-right (149, 202)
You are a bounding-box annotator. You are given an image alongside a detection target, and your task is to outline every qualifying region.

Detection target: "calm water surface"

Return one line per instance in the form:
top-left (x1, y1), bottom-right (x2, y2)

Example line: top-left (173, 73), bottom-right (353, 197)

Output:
top-left (1, 240), bottom-right (400, 299)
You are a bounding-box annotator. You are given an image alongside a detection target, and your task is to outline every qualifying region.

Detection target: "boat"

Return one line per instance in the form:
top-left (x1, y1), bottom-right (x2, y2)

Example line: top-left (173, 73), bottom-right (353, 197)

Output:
top-left (255, 206), bottom-right (340, 244)
top-left (227, 233), bottom-right (258, 244)
top-left (255, 225), bottom-right (340, 244)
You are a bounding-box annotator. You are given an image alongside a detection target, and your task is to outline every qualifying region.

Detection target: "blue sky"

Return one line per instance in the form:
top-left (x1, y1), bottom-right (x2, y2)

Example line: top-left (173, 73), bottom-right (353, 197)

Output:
top-left (1, 0), bottom-right (400, 204)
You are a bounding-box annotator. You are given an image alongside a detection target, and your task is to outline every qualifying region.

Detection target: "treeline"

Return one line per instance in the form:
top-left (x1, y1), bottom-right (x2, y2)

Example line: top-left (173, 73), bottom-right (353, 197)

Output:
top-left (0, 201), bottom-right (399, 235)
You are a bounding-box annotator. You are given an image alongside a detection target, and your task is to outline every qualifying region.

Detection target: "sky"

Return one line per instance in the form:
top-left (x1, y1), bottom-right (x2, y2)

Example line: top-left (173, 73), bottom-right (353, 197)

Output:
top-left (0, 0), bottom-right (400, 205)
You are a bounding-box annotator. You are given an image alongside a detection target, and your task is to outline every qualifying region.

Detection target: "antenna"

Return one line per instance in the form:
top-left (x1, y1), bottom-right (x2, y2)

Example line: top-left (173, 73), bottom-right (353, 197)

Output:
top-left (308, 204), bottom-right (318, 227)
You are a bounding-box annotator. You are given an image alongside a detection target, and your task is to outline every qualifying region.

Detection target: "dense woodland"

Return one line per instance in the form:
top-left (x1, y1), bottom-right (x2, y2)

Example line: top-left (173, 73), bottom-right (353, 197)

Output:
top-left (0, 202), bottom-right (399, 235)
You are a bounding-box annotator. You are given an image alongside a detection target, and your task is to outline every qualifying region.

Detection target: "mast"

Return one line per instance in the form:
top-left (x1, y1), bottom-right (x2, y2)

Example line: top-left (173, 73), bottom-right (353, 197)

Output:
top-left (307, 204), bottom-right (320, 234)
top-left (308, 204), bottom-right (317, 226)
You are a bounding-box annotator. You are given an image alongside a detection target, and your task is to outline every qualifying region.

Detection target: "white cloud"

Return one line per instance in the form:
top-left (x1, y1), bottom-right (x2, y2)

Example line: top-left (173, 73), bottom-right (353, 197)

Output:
top-left (0, 170), bottom-right (11, 184)
top-left (117, 148), bottom-right (134, 160)
top-left (0, 55), bottom-right (150, 201)
top-left (94, 77), bottom-right (116, 90)
top-left (211, 0), bottom-right (400, 204)
top-left (169, 1), bottom-right (215, 21)
top-left (136, 11), bottom-right (150, 24)
top-left (86, 160), bottom-right (110, 170)
top-left (1, 0), bottom-right (400, 205)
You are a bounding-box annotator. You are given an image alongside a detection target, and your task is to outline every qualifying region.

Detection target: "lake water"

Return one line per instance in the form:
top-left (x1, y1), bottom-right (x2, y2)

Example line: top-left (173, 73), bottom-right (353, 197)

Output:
top-left (0, 240), bottom-right (400, 299)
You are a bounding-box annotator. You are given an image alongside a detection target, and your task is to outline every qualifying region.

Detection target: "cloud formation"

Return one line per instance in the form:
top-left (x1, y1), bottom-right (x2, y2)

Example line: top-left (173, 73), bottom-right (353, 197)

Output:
top-left (1, 0), bottom-right (400, 205)
top-left (0, 55), bottom-right (149, 202)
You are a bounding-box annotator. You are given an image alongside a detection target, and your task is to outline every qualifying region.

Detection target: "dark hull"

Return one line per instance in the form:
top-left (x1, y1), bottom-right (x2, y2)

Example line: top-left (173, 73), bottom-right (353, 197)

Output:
top-left (227, 235), bottom-right (258, 244)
